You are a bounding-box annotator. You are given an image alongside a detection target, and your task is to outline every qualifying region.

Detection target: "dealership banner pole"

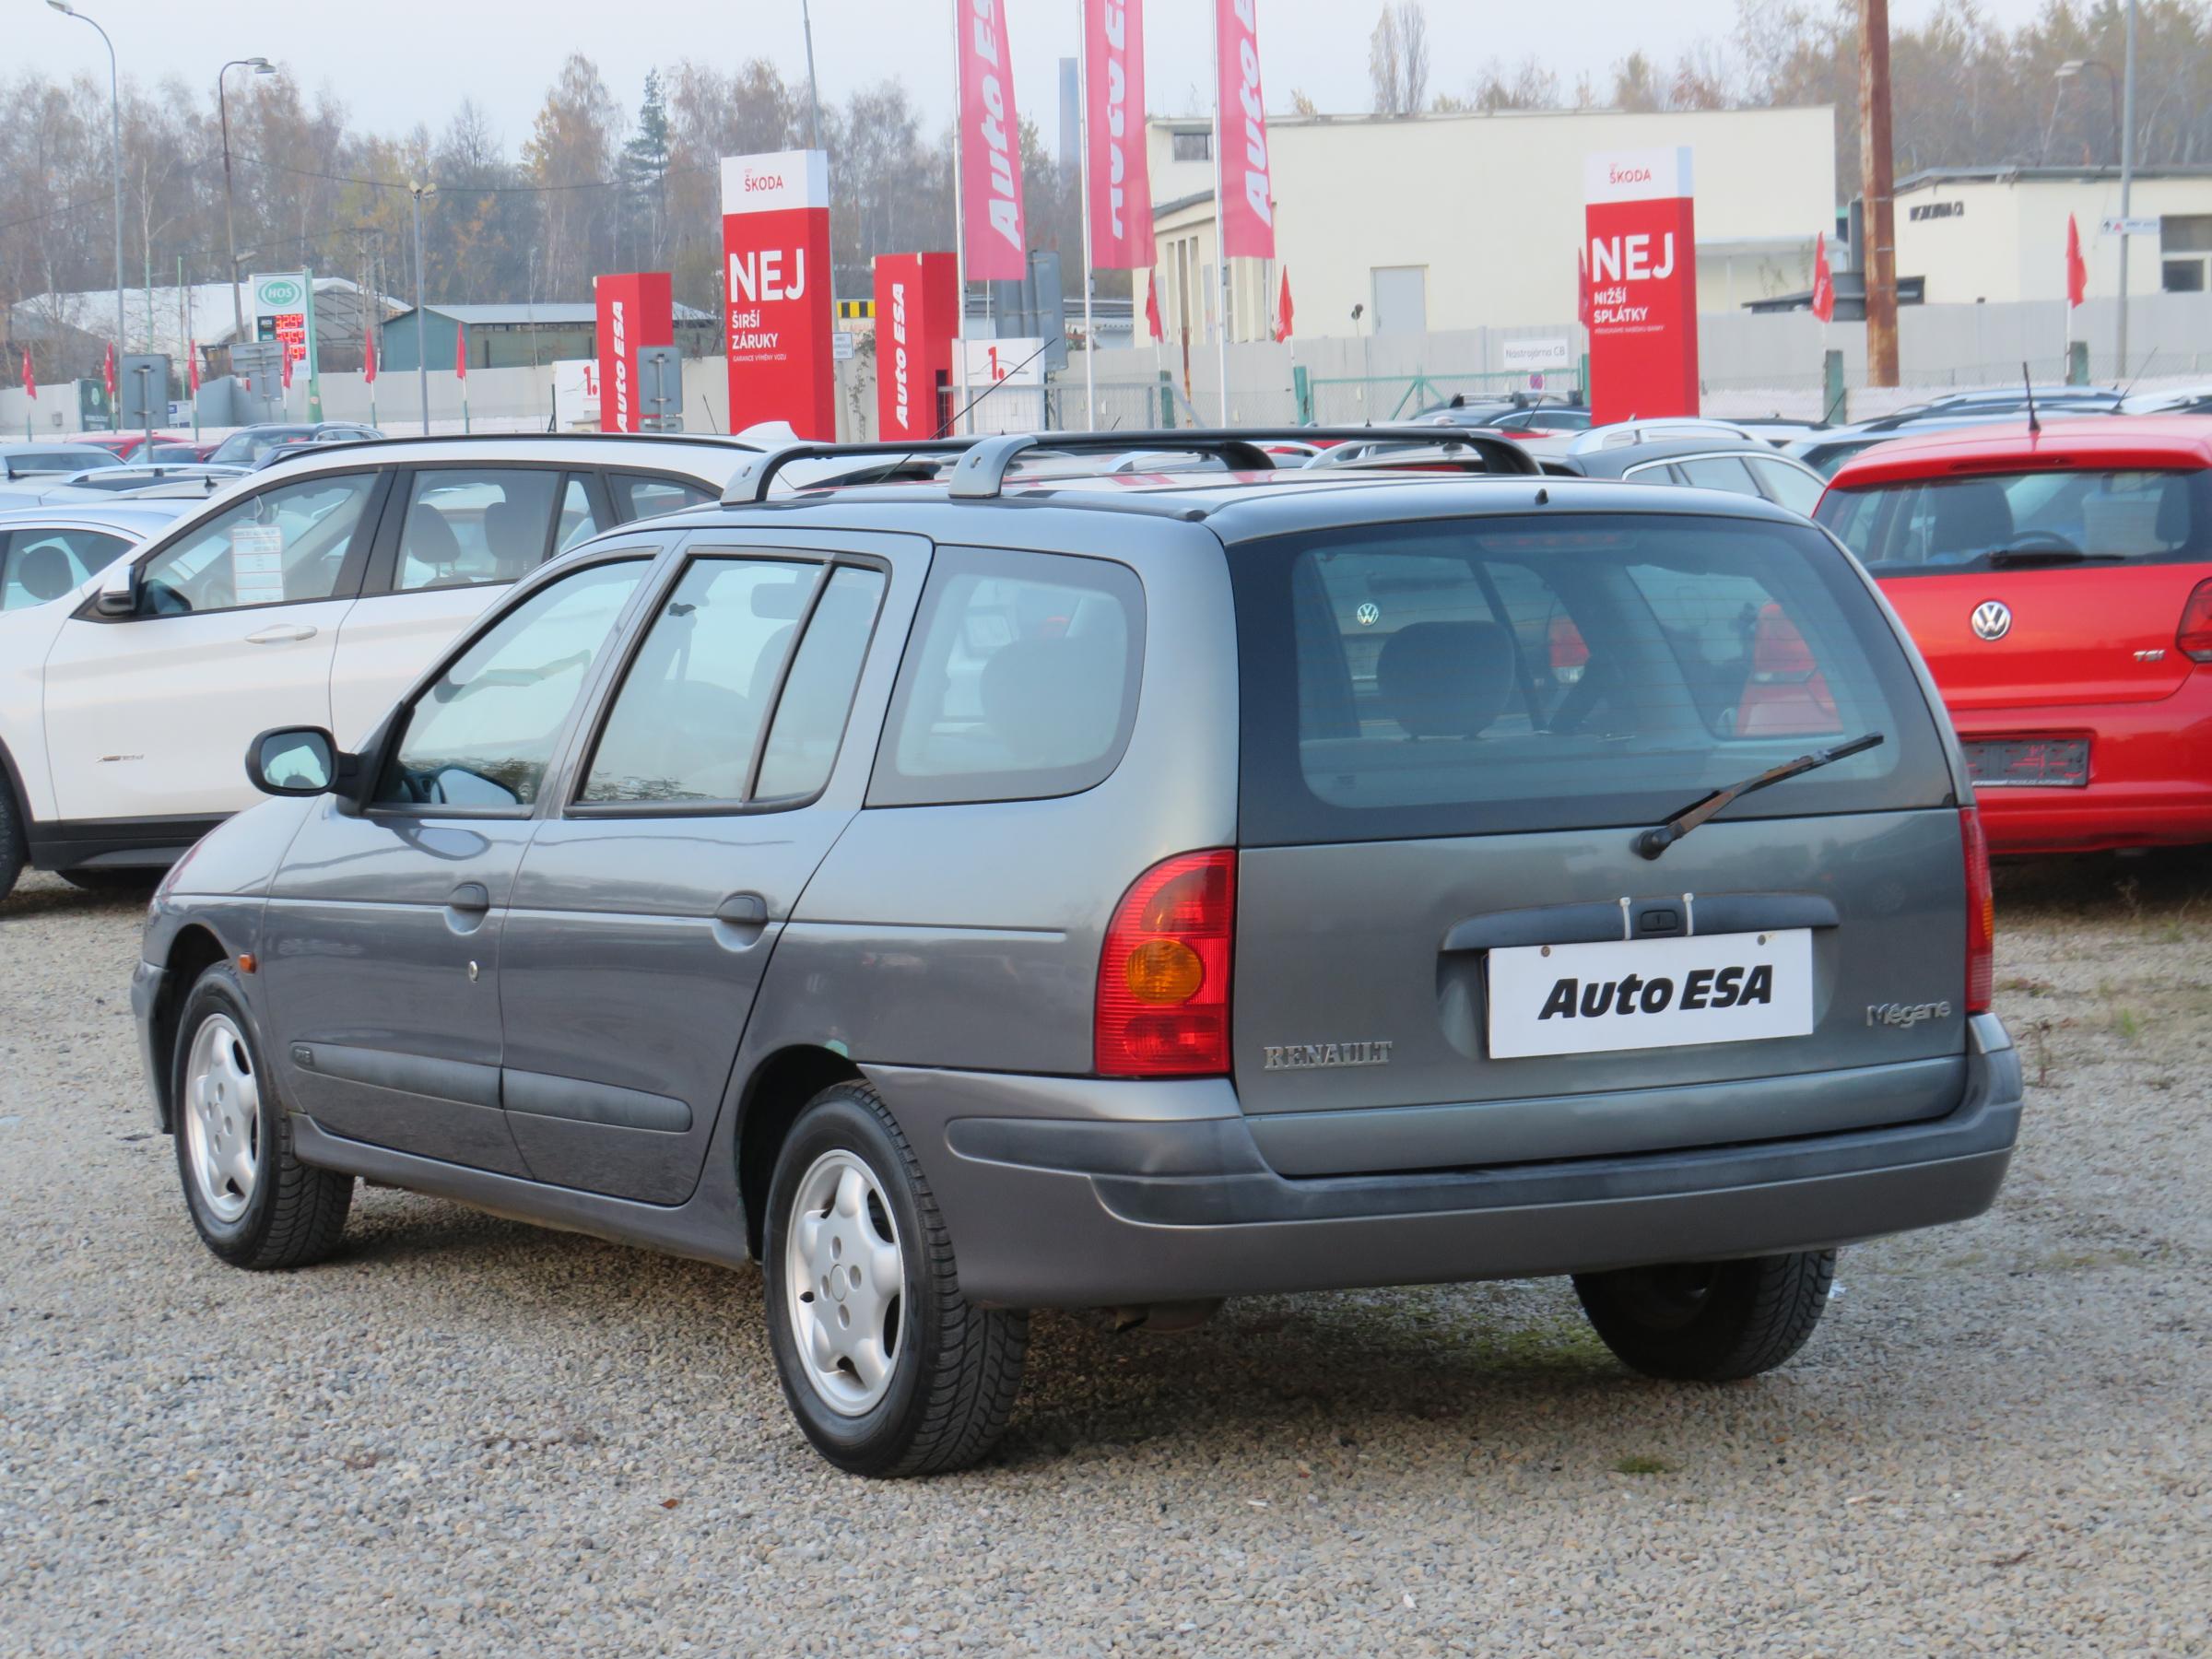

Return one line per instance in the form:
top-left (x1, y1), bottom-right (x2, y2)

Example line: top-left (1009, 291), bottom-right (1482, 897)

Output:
top-left (1209, 16), bottom-right (1230, 425)
top-left (1076, 0), bottom-right (1097, 430)
top-left (949, 0), bottom-right (970, 435)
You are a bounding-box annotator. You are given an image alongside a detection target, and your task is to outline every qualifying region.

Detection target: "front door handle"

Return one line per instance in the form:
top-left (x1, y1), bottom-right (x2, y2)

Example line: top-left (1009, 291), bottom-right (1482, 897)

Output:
top-left (715, 892), bottom-right (769, 926)
top-left (446, 882), bottom-right (491, 914)
top-left (244, 624), bottom-right (318, 645)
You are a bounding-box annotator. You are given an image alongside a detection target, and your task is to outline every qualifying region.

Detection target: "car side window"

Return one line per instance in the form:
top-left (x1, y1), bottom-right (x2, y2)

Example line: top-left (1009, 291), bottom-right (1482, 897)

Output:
top-left (870, 546), bottom-right (1145, 807)
top-left (1672, 456), bottom-right (1764, 497)
top-left (1745, 456), bottom-right (1824, 517)
top-left (755, 567), bottom-right (889, 800)
top-left (2, 528), bottom-right (131, 610)
top-left (612, 472), bottom-right (715, 522)
top-left (136, 473), bottom-right (377, 616)
top-left (395, 468), bottom-right (560, 592)
top-left (578, 557), bottom-right (825, 805)
top-left (376, 559), bottom-right (646, 811)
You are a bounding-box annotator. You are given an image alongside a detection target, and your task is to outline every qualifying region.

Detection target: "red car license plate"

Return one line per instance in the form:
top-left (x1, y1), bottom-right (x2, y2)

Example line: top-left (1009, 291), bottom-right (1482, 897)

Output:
top-left (1964, 738), bottom-right (2089, 788)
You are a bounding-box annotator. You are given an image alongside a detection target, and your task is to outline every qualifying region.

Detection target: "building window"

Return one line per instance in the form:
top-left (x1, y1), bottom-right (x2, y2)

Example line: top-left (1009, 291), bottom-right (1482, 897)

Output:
top-left (2162, 216), bottom-right (2212, 292)
top-left (1171, 130), bottom-right (1211, 163)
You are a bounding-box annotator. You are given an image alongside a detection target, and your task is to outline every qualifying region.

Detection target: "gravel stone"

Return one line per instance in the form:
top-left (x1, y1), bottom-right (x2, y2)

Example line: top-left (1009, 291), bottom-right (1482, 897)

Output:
top-left (2, 856), bottom-right (2208, 1655)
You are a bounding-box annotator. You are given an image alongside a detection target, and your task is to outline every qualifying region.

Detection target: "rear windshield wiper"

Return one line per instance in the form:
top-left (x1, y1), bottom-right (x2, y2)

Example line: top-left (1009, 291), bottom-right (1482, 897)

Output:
top-left (1635, 732), bottom-right (1886, 860)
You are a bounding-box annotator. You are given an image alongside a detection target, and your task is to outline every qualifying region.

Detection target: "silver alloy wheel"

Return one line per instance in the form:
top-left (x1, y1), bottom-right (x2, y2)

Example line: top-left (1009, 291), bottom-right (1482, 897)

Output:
top-left (783, 1148), bottom-right (906, 1416)
top-left (182, 1014), bottom-right (261, 1225)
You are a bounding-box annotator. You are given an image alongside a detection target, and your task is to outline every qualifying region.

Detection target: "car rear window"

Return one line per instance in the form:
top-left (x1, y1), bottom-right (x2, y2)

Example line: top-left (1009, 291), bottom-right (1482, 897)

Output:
top-left (1818, 467), bottom-right (2212, 572)
top-left (1230, 512), bottom-right (1954, 845)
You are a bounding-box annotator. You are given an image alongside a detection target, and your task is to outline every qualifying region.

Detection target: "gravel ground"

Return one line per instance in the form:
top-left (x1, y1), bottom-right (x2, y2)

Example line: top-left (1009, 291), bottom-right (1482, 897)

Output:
top-left (3, 856), bottom-right (2209, 1657)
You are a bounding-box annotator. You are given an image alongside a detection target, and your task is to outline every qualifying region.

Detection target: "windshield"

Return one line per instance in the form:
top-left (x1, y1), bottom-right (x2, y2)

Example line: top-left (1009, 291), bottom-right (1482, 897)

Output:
top-left (6, 448), bottom-right (121, 477)
top-left (208, 427), bottom-right (315, 465)
top-left (1230, 512), bottom-right (1951, 845)
top-left (1818, 467), bottom-right (2212, 572)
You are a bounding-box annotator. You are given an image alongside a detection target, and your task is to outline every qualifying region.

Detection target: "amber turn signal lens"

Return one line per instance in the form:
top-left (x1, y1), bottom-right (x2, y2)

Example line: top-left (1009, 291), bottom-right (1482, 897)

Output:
top-left (1124, 938), bottom-right (1204, 1005)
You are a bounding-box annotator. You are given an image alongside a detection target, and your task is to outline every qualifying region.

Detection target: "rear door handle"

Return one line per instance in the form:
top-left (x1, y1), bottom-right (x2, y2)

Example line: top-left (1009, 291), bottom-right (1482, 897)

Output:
top-left (446, 882), bottom-right (491, 914)
top-left (244, 624), bottom-right (318, 645)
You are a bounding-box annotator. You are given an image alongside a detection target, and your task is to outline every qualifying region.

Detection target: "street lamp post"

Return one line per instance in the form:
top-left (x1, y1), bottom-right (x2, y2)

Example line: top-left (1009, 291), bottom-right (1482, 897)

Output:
top-left (409, 178), bottom-right (436, 435)
top-left (2055, 60), bottom-right (2121, 166)
top-left (218, 57), bottom-right (276, 355)
top-left (47, 2), bottom-right (124, 370)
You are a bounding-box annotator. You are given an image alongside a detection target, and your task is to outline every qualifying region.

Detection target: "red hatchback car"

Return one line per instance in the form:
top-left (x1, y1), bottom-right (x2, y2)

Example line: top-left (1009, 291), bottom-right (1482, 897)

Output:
top-left (1817, 417), bottom-right (2212, 853)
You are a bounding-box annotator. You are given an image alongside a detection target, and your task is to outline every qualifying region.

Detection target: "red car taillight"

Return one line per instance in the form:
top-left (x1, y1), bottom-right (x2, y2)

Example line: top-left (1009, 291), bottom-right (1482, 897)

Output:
top-left (1547, 615), bottom-right (1589, 684)
top-left (1095, 850), bottom-right (1236, 1077)
top-left (2178, 578), bottom-right (2212, 664)
top-left (1961, 807), bottom-right (1994, 1015)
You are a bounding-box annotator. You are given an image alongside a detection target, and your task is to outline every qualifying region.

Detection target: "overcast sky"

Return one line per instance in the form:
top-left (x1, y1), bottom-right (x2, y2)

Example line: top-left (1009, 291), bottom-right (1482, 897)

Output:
top-left (24, 0), bottom-right (2056, 147)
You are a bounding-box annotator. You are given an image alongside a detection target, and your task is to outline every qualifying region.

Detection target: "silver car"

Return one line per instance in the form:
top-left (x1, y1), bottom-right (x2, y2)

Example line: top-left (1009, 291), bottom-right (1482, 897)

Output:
top-left (132, 431), bottom-right (2022, 1476)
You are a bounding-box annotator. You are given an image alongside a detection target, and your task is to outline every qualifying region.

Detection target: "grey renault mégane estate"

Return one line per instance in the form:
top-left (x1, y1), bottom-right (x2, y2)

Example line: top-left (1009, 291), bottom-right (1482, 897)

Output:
top-left (131, 432), bottom-right (2021, 1476)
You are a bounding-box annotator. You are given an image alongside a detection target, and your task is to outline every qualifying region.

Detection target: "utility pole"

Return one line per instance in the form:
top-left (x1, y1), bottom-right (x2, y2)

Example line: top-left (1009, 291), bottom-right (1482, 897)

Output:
top-left (2117, 0), bottom-right (2138, 377)
top-left (409, 178), bottom-right (435, 435)
top-left (800, 0), bottom-right (822, 150)
top-left (49, 4), bottom-right (125, 365)
top-left (1858, 0), bottom-right (1900, 388)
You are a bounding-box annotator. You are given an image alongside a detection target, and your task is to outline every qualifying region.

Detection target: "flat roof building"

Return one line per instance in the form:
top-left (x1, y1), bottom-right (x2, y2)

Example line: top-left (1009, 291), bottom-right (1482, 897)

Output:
top-left (1139, 104), bottom-right (1837, 347)
top-left (1891, 166), bottom-right (2212, 304)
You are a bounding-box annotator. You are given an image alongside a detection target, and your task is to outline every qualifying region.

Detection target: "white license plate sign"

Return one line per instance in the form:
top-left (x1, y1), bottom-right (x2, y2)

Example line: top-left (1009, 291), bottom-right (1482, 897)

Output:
top-left (1487, 929), bottom-right (1814, 1059)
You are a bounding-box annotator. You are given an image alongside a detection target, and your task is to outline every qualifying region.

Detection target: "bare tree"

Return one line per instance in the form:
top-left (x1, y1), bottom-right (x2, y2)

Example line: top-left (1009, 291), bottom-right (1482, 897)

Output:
top-left (1369, 5), bottom-right (1404, 114)
top-left (1399, 4), bottom-right (1431, 113)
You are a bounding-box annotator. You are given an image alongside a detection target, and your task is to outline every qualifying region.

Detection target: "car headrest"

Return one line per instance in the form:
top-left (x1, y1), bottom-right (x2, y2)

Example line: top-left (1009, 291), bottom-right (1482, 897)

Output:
top-left (405, 502), bottom-right (464, 570)
top-left (979, 635), bottom-right (1124, 768)
top-left (1929, 482), bottom-right (2014, 558)
top-left (15, 543), bottom-right (77, 602)
top-left (1376, 620), bottom-right (1519, 739)
top-left (2156, 476), bottom-right (2192, 546)
top-left (482, 498), bottom-right (542, 578)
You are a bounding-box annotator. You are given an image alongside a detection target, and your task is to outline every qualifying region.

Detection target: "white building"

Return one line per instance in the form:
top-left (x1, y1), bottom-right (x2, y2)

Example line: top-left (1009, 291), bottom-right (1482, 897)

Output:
top-left (1892, 166), bottom-right (2212, 304)
top-left (1139, 104), bottom-right (1837, 347)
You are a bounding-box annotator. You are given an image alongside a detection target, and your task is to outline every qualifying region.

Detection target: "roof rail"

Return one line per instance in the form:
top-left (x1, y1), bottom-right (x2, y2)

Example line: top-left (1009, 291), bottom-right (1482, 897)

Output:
top-left (721, 439), bottom-right (979, 504)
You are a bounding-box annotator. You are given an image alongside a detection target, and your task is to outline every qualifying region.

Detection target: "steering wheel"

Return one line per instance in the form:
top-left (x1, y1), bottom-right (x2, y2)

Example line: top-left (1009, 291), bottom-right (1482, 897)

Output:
top-left (1997, 530), bottom-right (2080, 558)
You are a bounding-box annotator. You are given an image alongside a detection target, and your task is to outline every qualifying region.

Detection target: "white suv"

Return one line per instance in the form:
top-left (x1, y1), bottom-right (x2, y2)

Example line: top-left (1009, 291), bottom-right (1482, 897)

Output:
top-left (0, 434), bottom-right (755, 898)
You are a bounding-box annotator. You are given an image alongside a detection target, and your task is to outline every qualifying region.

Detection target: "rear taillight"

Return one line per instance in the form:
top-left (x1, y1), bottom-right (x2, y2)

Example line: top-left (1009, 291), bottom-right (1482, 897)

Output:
top-left (1961, 807), bottom-right (1994, 1015)
top-left (2179, 578), bottom-right (2212, 664)
top-left (1547, 615), bottom-right (1588, 684)
top-left (1095, 850), bottom-right (1236, 1077)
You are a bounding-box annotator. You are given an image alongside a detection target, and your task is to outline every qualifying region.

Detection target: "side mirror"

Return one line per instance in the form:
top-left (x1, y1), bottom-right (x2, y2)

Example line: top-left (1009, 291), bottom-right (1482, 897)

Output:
top-left (246, 726), bottom-right (342, 797)
top-left (94, 560), bottom-right (140, 617)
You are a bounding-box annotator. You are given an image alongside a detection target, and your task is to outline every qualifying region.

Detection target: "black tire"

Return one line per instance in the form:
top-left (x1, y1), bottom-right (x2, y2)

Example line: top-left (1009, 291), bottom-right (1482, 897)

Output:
top-left (0, 774), bottom-right (24, 902)
top-left (171, 962), bottom-right (353, 1270)
top-left (762, 1081), bottom-right (1028, 1477)
top-left (1573, 1250), bottom-right (1836, 1382)
top-left (59, 867), bottom-right (160, 894)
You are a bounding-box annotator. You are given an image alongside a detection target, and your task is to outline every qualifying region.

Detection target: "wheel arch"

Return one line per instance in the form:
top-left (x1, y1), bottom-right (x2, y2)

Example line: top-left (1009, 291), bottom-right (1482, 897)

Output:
top-left (147, 924), bottom-right (233, 1133)
top-left (735, 1043), bottom-right (865, 1259)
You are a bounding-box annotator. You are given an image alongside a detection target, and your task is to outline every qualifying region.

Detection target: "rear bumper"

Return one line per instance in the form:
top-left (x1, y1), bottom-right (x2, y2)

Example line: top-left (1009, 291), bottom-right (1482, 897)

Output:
top-left (867, 1013), bottom-right (2023, 1308)
top-left (1955, 676), bottom-right (2212, 853)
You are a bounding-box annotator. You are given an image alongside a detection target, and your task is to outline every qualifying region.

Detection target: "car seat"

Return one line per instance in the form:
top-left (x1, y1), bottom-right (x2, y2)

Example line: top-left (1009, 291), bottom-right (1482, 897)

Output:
top-left (1376, 620), bottom-right (1519, 739)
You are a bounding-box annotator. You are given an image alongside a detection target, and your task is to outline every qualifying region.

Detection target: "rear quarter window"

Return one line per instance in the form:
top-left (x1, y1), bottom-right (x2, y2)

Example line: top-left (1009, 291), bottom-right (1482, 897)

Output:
top-left (1230, 512), bottom-right (1955, 845)
top-left (868, 546), bottom-right (1144, 807)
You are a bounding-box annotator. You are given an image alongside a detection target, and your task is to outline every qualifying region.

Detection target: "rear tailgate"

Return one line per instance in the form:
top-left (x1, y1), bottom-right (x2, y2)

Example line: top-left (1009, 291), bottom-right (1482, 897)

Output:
top-left (1227, 509), bottom-right (1967, 1177)
top-left (1821, 465), bottom-right (2212, 708)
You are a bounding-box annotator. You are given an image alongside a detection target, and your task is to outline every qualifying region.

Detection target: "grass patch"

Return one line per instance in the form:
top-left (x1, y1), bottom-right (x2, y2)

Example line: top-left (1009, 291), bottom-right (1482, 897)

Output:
top-left (1613, 1453), bottom-right (1672, 1477)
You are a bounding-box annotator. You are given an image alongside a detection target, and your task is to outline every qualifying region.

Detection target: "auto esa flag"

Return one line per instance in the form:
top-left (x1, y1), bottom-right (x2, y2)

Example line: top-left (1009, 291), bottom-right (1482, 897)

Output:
top-left (959, 0), bottom-right (1027, 281)
top-left (1085, 0), bottom-right (1154, 269)
top-left (1214, 0), bottom-right (1275, 260)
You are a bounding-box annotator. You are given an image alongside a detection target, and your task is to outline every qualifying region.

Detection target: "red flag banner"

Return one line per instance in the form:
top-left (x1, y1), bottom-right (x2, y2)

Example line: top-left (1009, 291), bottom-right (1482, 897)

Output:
top-left (1085, 0), bottom-right (1154, 270)
top-left (187, 340), bottom-right (200, 394)
top-left (1214, 0), bottom-right (1275, 260)
top-left (2065, 214), bottom-right (2088, 308)
top-left (102, 341), bottom-right (116, 399)
top-left (280, 347), bottom-right (292, 391)
top-left (959, 0), bottom-right (1027, 281)
top-left (1274, 266), bottom-right (1294, 342)
top-left (20, 347), bottom-right (34, 402)
top-left (1144, 274), bottom-right (1163, 342)
top-left (1810, 232), bottom-right (1835, 323)
top-left (363, 326), bottom-right (377, 384)
top-left (454, 322), bottom-right (468, 380)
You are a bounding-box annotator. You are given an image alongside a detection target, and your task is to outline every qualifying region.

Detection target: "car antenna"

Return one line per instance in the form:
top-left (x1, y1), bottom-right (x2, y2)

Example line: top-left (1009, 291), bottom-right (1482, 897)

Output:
top-left (2111, 348), bottom-right (2155, 410)
top-left (2022, 362), bottom-right (2039, 436)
